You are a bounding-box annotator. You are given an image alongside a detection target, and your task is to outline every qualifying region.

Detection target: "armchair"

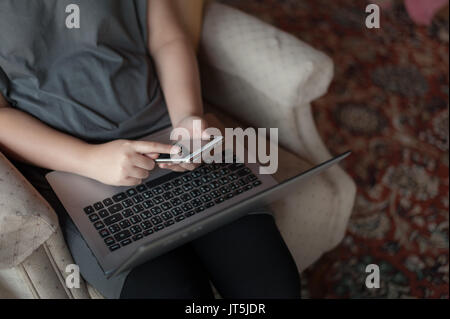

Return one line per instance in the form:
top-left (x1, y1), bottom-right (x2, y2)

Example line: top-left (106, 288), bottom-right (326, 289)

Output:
top-left (0, 1), bottom-right (356, 298)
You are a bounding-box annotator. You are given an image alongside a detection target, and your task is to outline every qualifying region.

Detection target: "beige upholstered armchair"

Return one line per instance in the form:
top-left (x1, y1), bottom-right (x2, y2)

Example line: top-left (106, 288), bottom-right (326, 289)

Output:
top-left (0, 1), bottom-right (356, 298)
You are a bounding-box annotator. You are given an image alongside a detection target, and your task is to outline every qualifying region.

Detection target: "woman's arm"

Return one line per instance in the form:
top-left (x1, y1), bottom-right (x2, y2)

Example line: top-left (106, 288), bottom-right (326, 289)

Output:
top-left (0, 97), bottom-right (93, 176)
top-left (147, 0), bottom-right (204, 127)
top-left (0, 93), bottom-right (176, 186)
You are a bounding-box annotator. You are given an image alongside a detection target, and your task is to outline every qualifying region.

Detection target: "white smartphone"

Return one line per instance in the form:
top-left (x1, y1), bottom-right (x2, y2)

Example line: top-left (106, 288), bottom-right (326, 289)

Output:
top-left (155, 136), bottom-right (223, 164)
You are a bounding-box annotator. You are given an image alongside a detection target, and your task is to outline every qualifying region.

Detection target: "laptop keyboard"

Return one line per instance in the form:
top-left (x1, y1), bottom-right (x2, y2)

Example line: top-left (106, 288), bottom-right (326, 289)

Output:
top-left (83, 159), bottom-right (263, 252)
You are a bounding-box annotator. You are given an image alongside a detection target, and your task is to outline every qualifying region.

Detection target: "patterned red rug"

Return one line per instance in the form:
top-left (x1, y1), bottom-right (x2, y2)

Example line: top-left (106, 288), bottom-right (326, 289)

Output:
top-left (222, 0), bottom-right (449, 298)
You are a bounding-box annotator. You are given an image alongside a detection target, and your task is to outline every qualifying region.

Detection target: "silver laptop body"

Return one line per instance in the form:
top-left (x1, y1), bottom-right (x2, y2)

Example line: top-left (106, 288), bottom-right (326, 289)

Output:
top-left (46, 126), bottom-right (350, 278)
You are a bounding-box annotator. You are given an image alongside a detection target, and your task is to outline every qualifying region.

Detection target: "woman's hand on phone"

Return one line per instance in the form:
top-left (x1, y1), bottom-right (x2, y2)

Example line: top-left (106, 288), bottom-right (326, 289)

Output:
top-left (158, 115), bottom-right (209, 172)
top-left (83, 140), bottom-right (179, 186)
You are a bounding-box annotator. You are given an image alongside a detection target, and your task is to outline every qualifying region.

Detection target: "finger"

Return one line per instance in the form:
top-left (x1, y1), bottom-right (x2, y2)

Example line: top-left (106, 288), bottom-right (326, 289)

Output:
top-left (159, 163), bottom-right (187, 172)
top-left (179, 162), bottom-right (197, 171)
top-left (145, 153), bottom-right (160, 160)
top-left (128, 166), bottom-right (150, 180)
top-left (132, 141), bottom-right (180, 155)
top-left (132, 154), bottom-right (155, 171)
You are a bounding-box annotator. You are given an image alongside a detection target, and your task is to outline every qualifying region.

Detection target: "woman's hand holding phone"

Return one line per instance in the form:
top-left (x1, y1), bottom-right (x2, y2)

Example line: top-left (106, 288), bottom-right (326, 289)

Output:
top-left (83, 139), bottom-right (180, 187)
top-left (158, 115), bottom-right (210, 172)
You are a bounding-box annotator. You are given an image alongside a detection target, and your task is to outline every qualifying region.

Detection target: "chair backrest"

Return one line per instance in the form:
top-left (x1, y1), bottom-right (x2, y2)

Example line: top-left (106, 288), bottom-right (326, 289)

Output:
top-left (174, 0), bottom-right (206, 50)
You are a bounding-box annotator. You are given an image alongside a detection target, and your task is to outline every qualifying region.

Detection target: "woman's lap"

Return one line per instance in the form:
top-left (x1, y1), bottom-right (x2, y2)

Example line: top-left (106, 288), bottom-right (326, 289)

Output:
top-left (13, 160), bottom-right (301, 299)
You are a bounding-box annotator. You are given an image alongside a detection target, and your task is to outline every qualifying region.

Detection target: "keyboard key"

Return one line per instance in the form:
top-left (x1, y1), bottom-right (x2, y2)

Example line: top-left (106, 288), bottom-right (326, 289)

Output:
top-left (175, 215), bottom-right (185, 222)
top-left (211, 190), bottom-right (221, 198)
top-left (104, 213), bottom-right (123, 226)
top-left (108, 203), bottom-right (123, 214)
top-left (136, 184), bottom-right (148, 192)
top-left (142, 191), bottom-right (153, 199)
top-left (130, 215), bottom-right (142, 224)
top-left (153, 196), bottom-right (164, 204)
top-left (205, 202), bottom-right (215, 208)
top-left (253, 181), bottom-right (262, 187)
top-left (200, 185), bottom-right (211, 193)
top-left (84, 206), bottom-right (94, 215)
top-left (122, 199), bottom-right (133, 208)
top-left (171, 207), bottom-right (183, 216)
top-left (161, 202), bottom-right (172, 211)
top-left (133, 195), bottom-right (144, 203)
top-left (114, 230), bottom-right (131, 242)
top-left (108, 224), bottom-right (121, 234)
top-left (122, 209), bottom-right (133, 218)
top-left (170, 197), bottom-right (182, 207)
top-left (98, 209), bottom-right (109, 218)
top-left (132, 204), bottom-right (144, 213)
top-left (164, 220), bottom-right (175, 227)
top-left (163, 192), bottom-right (174, 200)
top-left (190, 189), bottom-right (201, 198)
top-left (94, 221), bottom-right (105, 230)
top-left (215, 197), bottom-right (225, 204)
top-left (181, 175), bottom-right (192, 182)
top-left (121, 239), bottom-right (132, 246)
top-left (133, 234), bottom-right (144, 241)
top-left (161, 212), bottom-right (173, 221)
top-left (89, 214), bottom-right (100, 222)
top-left (182, 203), bottom-right (193, 212)
top-left (93, 202), bottom-right (104, 210)
top-left (103, 198), bottom-right (114, 207)
top-left (154, 224), bottom-right (165, 232)
top-left (173, 188), bottom-right (183, 196)
top-left (109, 244), bottom-right (121, 251)
top-left (119, 220), bottom-right (131, 229)
top-left (104, 237), bottom-right (115, 246)
top-left (172, 179), bottom-right (183, 187)
top-left (126, 188), bottom-right (137, 197)
top-left (192, 179), bottom-right (203, 187)
top-left (99, 229), bottom-right (110, 238)
top-left (181, 194), bottom-right (192, 202)
top-left (151, 216), bottom-right (163, 225)
top-left (162, 183), bottom-right (173, 191)
top-left (191, 199), bottom-right (202, 207)
top-left (141, 221), bottom-right (153, 230)
top-left (152, 187), bottom-right (164, 195)
top-left (112, 193), bottom-right (127, 202)
top-left (143, 200), bottom-right (154, 209)
top-left (201, 195), bottom-right (212, 203)
top-left (150, 207), bottom-right (162, 215)
top-left (143, 229), bottom-right (154, 236)
top-left (243, 185), bottom-right (253, 192)
top-left (140, 211), bottom-right (152, 220)
top-left (195, 206), bottom-right (205, 213)
top-left (130, 225), bottom-right (142, 235)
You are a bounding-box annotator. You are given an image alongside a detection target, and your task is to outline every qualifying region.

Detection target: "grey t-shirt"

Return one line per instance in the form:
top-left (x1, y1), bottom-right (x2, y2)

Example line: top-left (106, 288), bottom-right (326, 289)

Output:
top-left (0, 0), bottom-right (170, 143)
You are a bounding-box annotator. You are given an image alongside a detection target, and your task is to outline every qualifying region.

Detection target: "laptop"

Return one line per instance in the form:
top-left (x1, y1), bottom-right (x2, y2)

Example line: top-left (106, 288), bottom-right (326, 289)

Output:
top-left (46, 126), bottom-right (350, 278)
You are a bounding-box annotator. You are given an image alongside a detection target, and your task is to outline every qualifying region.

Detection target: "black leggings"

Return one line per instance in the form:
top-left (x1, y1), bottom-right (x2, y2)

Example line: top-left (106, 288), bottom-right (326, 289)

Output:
top-left (120, 213), bottom-right (301, 299)
top-left (13, 160), bottom-right (301, 299)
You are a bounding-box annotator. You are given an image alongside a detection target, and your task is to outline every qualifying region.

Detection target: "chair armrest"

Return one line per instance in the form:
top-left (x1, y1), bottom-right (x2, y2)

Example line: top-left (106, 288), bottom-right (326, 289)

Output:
top-left (200, 2), bottom-right (333, 109)
top-left (199, 2), bottom-right (334, 154)
top-left (0, 152), bottom-right (58, 269)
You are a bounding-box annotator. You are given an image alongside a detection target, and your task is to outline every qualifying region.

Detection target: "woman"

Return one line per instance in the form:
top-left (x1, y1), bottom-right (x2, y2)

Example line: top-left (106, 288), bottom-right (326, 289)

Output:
top-left (0, 0), bottom-right (301, 299)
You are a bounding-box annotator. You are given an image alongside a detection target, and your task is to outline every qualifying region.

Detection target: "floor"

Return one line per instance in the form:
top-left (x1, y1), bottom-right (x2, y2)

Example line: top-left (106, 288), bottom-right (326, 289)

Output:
top-left (222, 0), bottom-right (449, 298)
